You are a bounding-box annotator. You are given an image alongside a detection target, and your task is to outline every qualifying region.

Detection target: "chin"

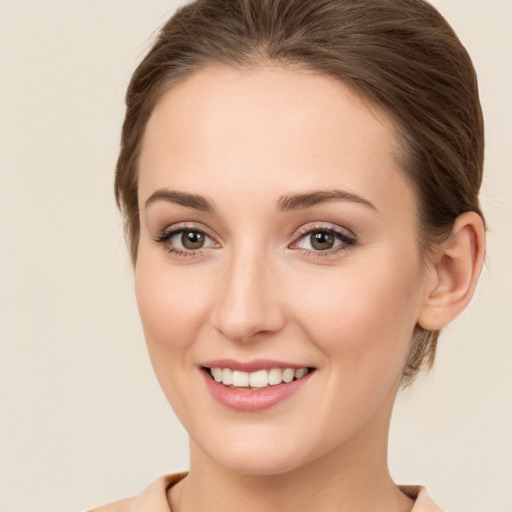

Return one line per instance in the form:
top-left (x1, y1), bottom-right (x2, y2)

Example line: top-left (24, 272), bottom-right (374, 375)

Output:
top-left (195, 429), bottom-right (321, 476)
top-left (213, 451), bottom-right (305, 476)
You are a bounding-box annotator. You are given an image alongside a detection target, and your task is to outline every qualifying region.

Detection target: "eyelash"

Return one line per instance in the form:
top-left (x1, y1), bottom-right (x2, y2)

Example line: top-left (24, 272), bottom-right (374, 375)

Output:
top-left (291, 224), bottom-right (357, 258)
top-left (153, 223), bottom-right (357, 259)
top-left (153, 224), bottom-right (216, 259)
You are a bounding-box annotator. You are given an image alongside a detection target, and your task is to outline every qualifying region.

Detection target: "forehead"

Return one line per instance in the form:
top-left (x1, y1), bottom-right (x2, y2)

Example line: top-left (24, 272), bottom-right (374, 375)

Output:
top-left (138, 65), bottom-right (415, 219)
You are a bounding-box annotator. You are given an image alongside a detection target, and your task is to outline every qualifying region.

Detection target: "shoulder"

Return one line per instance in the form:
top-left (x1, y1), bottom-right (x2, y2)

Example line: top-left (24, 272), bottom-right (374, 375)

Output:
top-left (399, 485), bottom-right (445, 512)
top-left (87, 472), bottom-right (187, 512)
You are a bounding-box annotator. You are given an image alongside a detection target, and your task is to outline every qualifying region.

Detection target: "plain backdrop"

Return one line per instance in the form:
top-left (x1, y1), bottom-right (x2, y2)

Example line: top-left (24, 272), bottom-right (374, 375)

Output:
top-left (0, 1), bottom-right (511, 511)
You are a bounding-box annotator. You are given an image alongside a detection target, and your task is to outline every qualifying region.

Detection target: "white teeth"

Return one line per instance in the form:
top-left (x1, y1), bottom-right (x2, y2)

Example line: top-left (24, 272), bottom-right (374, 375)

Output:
top-left (221, 368), bottom-right (233, 385)
top-left (209, 367), bottom-right (310, 388)
top-left (249, 369), bottom-right (268, 388)
top-left (212, 367), bottom-right (222, 382)
top-left (282, 368), bottom-right (295, 383)
top-left (268, 368), bottom-right (283, 385)
top-left (294, 368), bottom-right (307, 379)
top-left (232, 370), bottom-right (249, 387)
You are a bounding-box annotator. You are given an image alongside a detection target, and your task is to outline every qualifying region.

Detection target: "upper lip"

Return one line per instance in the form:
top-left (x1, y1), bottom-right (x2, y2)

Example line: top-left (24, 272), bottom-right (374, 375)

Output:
top-left (201, 359), bottom-right (313, 372)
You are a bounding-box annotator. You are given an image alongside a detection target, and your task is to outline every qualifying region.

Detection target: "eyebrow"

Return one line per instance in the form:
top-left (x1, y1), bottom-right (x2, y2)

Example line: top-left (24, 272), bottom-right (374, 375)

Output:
top-left (277, 189), bottom-right (378, 212)
top-left (144, 189), bottom-right (215, 212)
top-left (144, 187), bottom-right (378, 213)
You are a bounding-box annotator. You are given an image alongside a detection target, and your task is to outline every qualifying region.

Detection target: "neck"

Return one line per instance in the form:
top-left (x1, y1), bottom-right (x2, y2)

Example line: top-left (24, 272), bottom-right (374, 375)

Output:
top-left (171, 414), bottom-right (413, 512)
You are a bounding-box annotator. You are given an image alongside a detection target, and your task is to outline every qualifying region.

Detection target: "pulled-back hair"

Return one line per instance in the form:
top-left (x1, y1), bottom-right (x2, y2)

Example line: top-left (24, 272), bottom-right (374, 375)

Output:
top-left (115, 0), bottom-right (484, 385)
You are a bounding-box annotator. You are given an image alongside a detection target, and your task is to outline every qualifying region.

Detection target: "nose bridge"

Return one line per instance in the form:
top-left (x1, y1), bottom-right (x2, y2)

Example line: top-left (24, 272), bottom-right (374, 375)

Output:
top-left (213, 242), bottom-right (284, 343)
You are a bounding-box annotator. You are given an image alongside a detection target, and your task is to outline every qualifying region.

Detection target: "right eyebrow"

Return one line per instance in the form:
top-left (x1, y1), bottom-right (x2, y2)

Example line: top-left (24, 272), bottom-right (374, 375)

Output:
top-left (144, 189), bottom-right (216, 212)
top-left (277, 188), bottom-right (378, 212)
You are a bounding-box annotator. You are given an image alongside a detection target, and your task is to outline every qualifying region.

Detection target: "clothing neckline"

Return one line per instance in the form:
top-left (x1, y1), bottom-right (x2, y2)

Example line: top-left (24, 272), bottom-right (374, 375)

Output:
top-left (88, 472), bottom-right (444, 511)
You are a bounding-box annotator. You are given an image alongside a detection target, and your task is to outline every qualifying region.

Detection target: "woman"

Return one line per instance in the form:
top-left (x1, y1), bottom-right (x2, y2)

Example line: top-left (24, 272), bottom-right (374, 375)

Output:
top-left (90, 0), bottom-right (485, 510)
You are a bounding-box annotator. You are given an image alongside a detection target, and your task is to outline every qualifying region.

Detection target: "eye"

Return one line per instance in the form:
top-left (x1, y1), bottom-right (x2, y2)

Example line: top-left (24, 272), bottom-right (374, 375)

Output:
top-left (291, 226), bottom-right (356, 254)
top-left (174, 230), bottom-right (209, 250)
top-left (306, 231), bottom-right (337, 251)
top-left (154, 226), bottom-right (218, 256)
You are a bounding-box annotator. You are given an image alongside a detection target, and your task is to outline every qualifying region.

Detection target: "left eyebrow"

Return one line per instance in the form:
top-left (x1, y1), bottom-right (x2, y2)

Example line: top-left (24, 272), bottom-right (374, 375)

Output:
top-left (144, 189), bottom-right (216, 212)
top-left (277, 189), bottom-right (379, 212)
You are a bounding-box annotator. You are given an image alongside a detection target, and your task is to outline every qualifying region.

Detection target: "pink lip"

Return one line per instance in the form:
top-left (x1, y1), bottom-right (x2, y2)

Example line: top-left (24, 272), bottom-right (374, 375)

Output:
top-left (202, 358), bottom-right (309, 372)
top-left (201, 367), bottom-right (314, 412)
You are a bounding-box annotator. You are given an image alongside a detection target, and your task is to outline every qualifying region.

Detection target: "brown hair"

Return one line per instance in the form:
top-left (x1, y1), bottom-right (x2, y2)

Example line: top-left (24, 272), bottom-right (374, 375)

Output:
top-left (115, 0), bottom-right (484, 386)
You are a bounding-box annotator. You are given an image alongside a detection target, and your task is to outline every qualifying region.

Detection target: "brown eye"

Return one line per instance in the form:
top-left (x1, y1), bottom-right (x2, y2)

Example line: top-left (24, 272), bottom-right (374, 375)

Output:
top-left (155, 227), bottom-right (216, 254)
top-left (291, 226), bottom-right (356, 255)
top-left (310, 231), bottom-right (335, 250)
top-left (181, 230), bottom-right (206, 249)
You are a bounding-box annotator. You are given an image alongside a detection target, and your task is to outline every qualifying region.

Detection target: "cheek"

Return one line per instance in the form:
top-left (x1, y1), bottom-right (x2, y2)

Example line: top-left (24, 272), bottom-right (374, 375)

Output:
top-left (134, 251), bottom-right (210, 355)
top-left (134, 250), bottom-right (216, 421)
top-left (283, 252), bottom-right (422, 439)
top-left (291, 251), bottom-right (421, 374)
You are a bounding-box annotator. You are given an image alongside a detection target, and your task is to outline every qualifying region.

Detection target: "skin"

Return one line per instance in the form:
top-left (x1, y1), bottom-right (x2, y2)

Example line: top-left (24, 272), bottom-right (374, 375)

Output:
top-left (134, 65), bottom-right (484, 512)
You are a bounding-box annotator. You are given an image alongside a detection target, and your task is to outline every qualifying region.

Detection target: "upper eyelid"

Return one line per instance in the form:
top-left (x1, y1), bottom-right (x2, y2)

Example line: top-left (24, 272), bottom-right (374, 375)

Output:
top-left (157, 222), bottom-right (218, 240)
top-left (293, 222), bottom-right (356, 239)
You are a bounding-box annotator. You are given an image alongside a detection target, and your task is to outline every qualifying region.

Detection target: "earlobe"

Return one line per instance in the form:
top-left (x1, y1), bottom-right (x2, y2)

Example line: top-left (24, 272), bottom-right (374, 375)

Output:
top-left (418, 212), bottom-right (485, 331)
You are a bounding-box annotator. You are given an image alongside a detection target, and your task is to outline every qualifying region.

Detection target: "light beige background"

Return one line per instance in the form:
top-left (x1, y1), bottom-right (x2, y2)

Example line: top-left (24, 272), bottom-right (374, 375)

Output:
top-left (0, 1), bottom-right (510, 511)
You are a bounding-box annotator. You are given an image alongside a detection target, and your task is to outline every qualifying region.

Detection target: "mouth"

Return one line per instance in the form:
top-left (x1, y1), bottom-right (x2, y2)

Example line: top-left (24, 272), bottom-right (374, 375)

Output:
top-left (204, 366), bottom-right (313, 389)
top-left (201, 359), bottom-right (316, 411)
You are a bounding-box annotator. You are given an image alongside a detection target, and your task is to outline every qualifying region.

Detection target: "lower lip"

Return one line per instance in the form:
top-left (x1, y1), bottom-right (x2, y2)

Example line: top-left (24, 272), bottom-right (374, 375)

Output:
top-left (202, 369), bottom-right (313, 412)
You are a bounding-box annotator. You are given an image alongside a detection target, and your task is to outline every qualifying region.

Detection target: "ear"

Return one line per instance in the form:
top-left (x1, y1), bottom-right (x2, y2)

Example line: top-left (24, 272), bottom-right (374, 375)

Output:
top-left (418, 212), bottom-right (485, 331)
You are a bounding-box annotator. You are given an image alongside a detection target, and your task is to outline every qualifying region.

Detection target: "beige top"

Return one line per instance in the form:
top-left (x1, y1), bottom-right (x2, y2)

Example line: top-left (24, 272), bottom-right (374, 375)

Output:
top-left (88, 472), bottom-right (444, 511)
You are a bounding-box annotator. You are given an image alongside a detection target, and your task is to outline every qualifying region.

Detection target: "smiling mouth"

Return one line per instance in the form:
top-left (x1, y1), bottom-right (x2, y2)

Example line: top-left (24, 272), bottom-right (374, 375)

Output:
top-left (205, 367), bottom-right (313, 389)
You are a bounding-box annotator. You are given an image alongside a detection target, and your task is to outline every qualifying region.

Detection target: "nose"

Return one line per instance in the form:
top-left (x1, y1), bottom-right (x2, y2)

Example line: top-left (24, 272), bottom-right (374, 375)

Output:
top-left (212, 248), bottom-right (286, 344)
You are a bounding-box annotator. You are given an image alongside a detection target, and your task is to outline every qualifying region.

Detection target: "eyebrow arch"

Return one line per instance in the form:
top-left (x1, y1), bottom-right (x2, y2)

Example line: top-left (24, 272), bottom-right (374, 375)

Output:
top-left (144, 187), bottom-right (377, 214)
top-left (144, 189), bottom-right (216, 212)
top-left (277, 189), bottom-right (378, 212)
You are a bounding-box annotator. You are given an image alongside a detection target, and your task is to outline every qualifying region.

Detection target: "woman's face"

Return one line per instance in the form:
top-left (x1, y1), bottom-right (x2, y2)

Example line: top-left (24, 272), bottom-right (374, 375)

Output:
top-left (136, 65), bottom-right (429, 475)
